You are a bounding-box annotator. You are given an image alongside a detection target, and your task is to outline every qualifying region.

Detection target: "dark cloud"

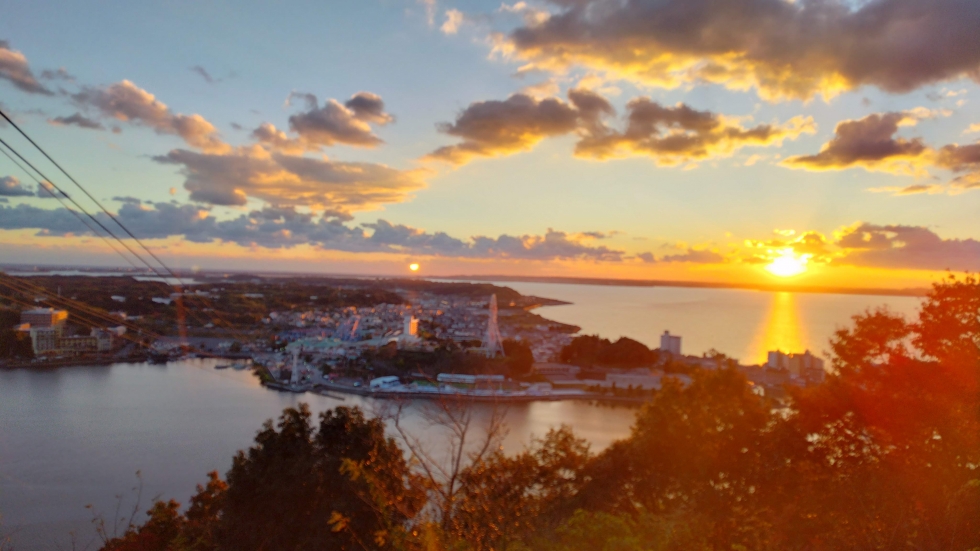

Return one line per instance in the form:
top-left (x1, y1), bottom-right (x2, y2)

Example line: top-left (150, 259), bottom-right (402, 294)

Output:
top-left (835, 223), bottom-right (980, 271)
top-left (344, 92), bottom-right (393, 125)
top-left (0, 40), bottom-right (53, 95)
top-left (783, 111), bottom-right (980, 191)
top-left (935, 143), bottom-right (980, 191)
top-left (425, 93), bottom-right (580, 164)
top-left (111, 196), bottom-right (142, 204)
top-left (153, 146), bottom-right (426, 211)
top-left (466, 229), bottom-right (624, 261)
top-left (285, 92), bottom-right (392, 148)
top-left (36, 181), bottom-right (69, 200)
top-left (638, 247), bottom-right (723, 263)
top-left (503, 0), bottom-right (980, 100)
top-left (783, 112), bottom-right (927, 172)
top-left (250, 123), bottom-right (318, 154)
top-left (190, 66), bottom-right (217, 84)
top-left (575, 97), bottom-right (812, 164)
top-left (0, 204), bottom-right (88, 235)
top-left (72, 80), bottom-right (228, 152)
top-left (660, 249), bottom-right (724, 263)
top-left (40, 67), bottom-right (75, 82)
top-left (0, 201), bottom-right (626, 262)
top-left (0, 176), bottom-right (34, 197)
top-left (48, 112), bottom-right (105, 130)
top-left (427, 89), bottom-right (810, 165)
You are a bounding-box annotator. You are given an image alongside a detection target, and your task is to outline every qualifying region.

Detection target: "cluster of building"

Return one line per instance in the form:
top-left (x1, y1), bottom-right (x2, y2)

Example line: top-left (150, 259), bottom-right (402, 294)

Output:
top-left (259, 293), bottom-right (571, 365)
top-left (531, 330), bottom-right (827, 395)
top-left (16, 308), bottom-right (125, 356)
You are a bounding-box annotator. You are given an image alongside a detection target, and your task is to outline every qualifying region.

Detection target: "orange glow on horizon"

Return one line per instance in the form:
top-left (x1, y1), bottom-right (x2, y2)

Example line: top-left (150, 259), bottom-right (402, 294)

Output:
top-left (765, 249), bottom-right (809, 277)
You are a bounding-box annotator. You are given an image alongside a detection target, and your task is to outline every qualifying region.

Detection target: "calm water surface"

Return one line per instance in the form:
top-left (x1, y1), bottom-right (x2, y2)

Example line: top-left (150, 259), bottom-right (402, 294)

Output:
top-left (0, 283), bottom-right (924, 550)
top-left (0, 359), bottom-right (636, 550)
top-left (505, 282), bottom-right (922, 363)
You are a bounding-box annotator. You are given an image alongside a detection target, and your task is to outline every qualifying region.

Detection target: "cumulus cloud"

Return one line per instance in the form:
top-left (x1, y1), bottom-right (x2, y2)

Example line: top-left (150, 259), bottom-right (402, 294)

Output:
top-left (71, 80), bottom-right (229, 152)
top-left (425, 93), bottom-right (581, 164)
top-left (736, 222), bottom-right (980, 272)
top-left (0, 176), bottom-right (34, 197)
top-left (426, 89), bottom-right (811, 165)
top-left (0, 203), bottom-right (88, 235)
top-left (0, 40), bottom-right (52, 95)
top-left (575, 98), bottom-right (814, 165)
top-left (0, 201), bottom-right (626, 262)
top-left (784, 111), bottom-right (980, 191)
top-left (250, 123), bottom-right (319, 155)
top-left (934, 142), bottom-right (980, 190)
top-left (783, 112), bottom-right (928, 174)
top-left (834, 223), bottom-right (980, 271)
top-left (268, 92), bottom-right (392, 150)
top-left (638, 246), bottom-right (724, 263)
top-left (48, 112), bottom-right (105, 130)
top-left (498, 0), bottom-right (980, 101)
top-left (153, 145), bottom-right (426, 211)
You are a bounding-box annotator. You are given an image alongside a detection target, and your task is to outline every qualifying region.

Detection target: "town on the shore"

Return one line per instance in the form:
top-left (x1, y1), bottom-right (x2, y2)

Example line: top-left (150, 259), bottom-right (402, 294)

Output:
top-left (1, 271), bottom-right (826, 402)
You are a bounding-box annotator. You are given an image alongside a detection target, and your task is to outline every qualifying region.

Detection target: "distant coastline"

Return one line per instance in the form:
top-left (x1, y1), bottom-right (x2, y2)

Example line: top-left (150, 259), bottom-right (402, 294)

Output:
top-left (434, 275), bottom-right (930, 298)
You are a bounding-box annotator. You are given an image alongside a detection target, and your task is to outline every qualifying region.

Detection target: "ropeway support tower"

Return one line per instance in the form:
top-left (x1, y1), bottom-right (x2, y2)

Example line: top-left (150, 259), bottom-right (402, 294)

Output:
top-left (482, 294), bottom-right (505, 358)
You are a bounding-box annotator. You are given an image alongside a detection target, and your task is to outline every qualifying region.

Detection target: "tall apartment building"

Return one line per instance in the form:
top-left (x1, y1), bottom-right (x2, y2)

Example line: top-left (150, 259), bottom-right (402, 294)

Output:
top-left (660, 331), bottom-right (682, 356)
top-left (20, 308), bottom-right (68, 328)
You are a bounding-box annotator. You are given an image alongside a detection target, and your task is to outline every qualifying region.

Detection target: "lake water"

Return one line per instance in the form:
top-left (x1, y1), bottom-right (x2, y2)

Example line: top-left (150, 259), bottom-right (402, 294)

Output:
top-left (0, 282), bottom-right (924, 550)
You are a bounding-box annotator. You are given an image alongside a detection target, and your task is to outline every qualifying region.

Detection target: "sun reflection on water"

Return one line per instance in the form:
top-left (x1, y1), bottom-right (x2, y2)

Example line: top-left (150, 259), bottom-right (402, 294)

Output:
top-left (748, 292), bottom-right (807, 364)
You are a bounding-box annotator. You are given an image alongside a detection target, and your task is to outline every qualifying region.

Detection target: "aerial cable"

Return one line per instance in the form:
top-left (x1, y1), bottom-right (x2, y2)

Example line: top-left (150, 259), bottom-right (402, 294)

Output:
top-left (0, 111), bottom-right (253, 346)
top-left (0, 108), bottom-right (184, 285)
top-left (0, 140), bottom-right (142, 269)
top-left (0, 135), bottom-right (163, 276)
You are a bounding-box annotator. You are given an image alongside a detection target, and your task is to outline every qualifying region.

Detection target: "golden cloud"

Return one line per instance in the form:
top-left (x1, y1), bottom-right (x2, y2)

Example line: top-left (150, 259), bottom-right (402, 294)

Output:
top-left (498, 0), bottom-right (980, 101)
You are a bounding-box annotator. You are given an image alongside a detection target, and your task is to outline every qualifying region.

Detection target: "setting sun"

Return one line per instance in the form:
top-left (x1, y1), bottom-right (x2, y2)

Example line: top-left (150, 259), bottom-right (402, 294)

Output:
top-left (765, 250), bottom-right (809, 277)
top-left (409, 263), bottom-right (420, 272)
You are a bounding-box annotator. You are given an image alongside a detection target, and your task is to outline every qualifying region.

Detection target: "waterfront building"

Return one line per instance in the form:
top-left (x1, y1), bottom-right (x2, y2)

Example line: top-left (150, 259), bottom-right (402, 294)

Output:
top-left (532, 363), bottom-right (581, 377)
top-left (660, 331), bottom-right (682, 355)
top-left (607, 370), bottom-right (663, 390)
top-left (436, 373), bottom-right (505, 385)
top-left (370, 376), bottom-right (400, 389)
top-left (767, 350), bottom-right (825, 381)
top-left (29, 327), bottom-right (62, 354)
top-left (20, 308), bottom-right (68, 328)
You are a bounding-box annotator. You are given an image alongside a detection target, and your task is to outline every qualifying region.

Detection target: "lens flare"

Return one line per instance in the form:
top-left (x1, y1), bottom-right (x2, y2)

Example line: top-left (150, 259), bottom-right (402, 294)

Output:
top-left (765, 249), bottom-right (808, 277)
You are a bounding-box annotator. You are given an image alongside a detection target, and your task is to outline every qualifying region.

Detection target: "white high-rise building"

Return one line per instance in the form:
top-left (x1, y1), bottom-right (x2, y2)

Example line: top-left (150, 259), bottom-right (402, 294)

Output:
top-left (403, 315), bottom-right (418, 338)
top-left (660, 331), bottom-right (681, 356)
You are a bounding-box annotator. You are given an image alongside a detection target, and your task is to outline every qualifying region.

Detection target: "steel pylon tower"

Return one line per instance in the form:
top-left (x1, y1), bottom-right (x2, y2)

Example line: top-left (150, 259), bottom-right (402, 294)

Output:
top-left (482, 294), bottom-right (504, 358)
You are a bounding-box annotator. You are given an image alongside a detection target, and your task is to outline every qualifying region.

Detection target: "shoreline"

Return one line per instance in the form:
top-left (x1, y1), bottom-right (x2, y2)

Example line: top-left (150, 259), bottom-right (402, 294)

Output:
top-left (435, 274), bottom-right (929, 298)
top-left (274, 380), bottom-right (655, 405)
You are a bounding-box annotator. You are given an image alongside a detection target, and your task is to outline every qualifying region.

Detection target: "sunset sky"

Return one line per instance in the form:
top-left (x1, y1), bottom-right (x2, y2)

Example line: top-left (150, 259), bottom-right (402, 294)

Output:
top-left (1, 0), bottom-right (979, 289)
